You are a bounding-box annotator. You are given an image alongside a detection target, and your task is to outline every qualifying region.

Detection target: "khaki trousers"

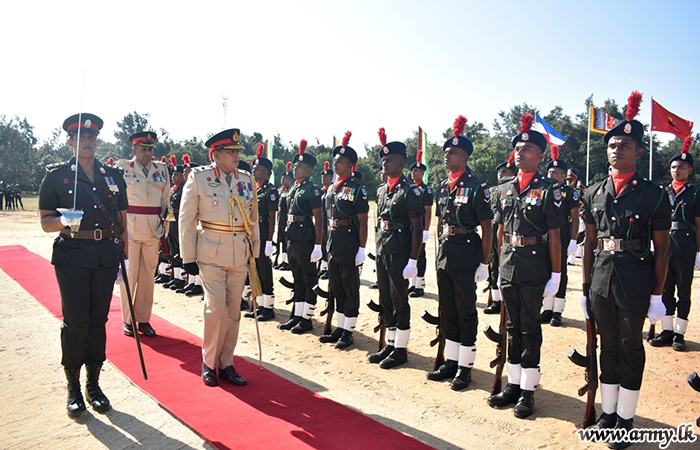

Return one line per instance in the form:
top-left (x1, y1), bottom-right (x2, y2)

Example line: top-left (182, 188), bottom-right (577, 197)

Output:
top-left (199, 261), bottom-right (247, 369)
top-left (120, 237), bottom-right (160, 324)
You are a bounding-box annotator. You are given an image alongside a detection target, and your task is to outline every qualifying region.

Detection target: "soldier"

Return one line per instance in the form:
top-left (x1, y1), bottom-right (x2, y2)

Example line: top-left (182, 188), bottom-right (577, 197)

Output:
top-left (319, 161), bottom-right (334, 279)
top-left (540, 145), bottom-right (580, 327)
top-left (4, 182), bottom-right (13, 210)
top-left (0, 182), bottom-right (4, 210)
top-left (426, 115), bottom-right (493, 390)
top-left (14, 184), bottom-right (23, 210)
top-left (367, 128), bottom-right (423, 369)
top-left (278, 140), bottom-right (324, 334)
top-left (484, 154), bottom-right (518, 315)
top-left (275, 162), bottom-right (293, 270)
top-left (116, 132), bottom-right (169, 338)
top-left (581, 91), bottom-right (671, 448)
top-left (487, 114), bottom-right (564, 418)
top-left (244, 144), bottom-right (278, 321)
top-left (649, 136), bottom-right (698, 352)
top-left (38, 113), bottom-right (128, 415)
top-left (179, 128), bottom-right (259, 387)
top-left (407, 150), bottom-right (433, 298)
top-left (318, 132), bottom-right (369, 349)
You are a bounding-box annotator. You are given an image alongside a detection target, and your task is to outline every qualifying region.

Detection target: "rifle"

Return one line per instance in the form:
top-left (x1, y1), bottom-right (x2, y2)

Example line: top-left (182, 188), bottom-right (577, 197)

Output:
top-left (647, 322), bottom-right (656, 341)
top-left (483, 296), bottom-right (507, 395)
top-left (421, 309), bottom-right (445, 371)
top-left (119, 251), bottom-right (148, 380)
top-left (366, 299), bottom-right (385, 351)
top-left (316, 284), bottom-right (334, 335)
top-left (485, 285), bottom-right (493, 307)
top-left (567, 282), bottom-right (598, 428)
top-left (272, 240), bottom-right (280, 268)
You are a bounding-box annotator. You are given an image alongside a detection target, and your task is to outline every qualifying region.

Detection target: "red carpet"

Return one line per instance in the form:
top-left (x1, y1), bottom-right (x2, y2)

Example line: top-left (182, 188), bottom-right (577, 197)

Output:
top-left (0, 245), bottom-right (435, 450)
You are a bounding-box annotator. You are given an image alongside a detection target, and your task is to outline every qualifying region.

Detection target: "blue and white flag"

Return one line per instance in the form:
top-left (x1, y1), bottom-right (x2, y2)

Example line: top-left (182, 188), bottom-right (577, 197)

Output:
top-left (534, 114), bottom-right (567, 146)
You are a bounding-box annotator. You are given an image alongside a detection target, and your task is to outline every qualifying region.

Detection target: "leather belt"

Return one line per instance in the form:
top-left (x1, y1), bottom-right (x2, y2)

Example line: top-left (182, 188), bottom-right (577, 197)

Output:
top-left (597, 238), bottom-right (646, 252)
top-left (505, 233), bottom-right (542, 247)
top-left (128, 206), bottom-right (162, 215)
top-left (60, 226), bottom-right (124, 241)
top-left (671, 221), bottom-right (691, 231)
top-left (379, 219), bottom-right (400, 230)
top-left (328, 219), bottom-right (355, 228)
top-left (442, 224), bottom-right (473, 236)
top-left (200, 220), bottom-right (246, 234)
top-left (259, 216), bottom-right (269, 223)
top-left (288, 215), bottom-right (312, 223)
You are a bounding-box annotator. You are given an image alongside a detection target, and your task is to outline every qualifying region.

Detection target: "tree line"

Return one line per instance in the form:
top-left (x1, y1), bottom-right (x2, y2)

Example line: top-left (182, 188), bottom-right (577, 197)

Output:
top-left (1, 95), bottom-right (697, 199)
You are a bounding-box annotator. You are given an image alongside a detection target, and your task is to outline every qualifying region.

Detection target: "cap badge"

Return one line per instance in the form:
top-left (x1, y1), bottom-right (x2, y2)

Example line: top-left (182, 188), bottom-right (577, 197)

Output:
top-left (84, 119), bottom-right (92, 128)
top-left (452, 137), bottom-right (459, 146)
top-left (624, 123), bottom-right (632, 134)
top-left (147, 133), bottom-right (152, 140)
top-left (232, 131), bottom-right (239, 142)
top-left (682, 154), bottom-right (687, 160)
top-left (340, 148), bottom-right (345, 154)
top-left (383, 147), bottom-right (389, 154)
top-left (553, 161), bottom-right (558, 166)
top-left (522, 133), bottom-right (529, 141)
top-left (299, 155), bottom-right (304, 161)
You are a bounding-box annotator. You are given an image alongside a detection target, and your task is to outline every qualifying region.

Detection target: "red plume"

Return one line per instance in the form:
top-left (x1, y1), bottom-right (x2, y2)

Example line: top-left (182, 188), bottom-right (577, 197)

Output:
top-left (453, 115), bottom-right (467, 137)
top-left (550, 145), bottom-right (559, 162)
top-left (625, 90), bottom-right (643, 122)
top-left (352, 163), bottom-right (357, 173)
top-left (108, 157), bottom-right (114, 165)
top-left (286, 161), bottom-right (292, 171)
top-left (378, 128), bottom-right (387, 146)
top-left (299, 139), bottom-right (307, 155)
top-left (169, 155), bottom-right (176, 166)
top-left (416, 148), bottom-right (423, 163)
top-left (182, 154), bottom-right (191, 165)
top-left (682, 136), bottom-right (694, 154)
top-left (324, 161), bottom-right (330, 170)
top-left (256, 143), bottom-right (264, 159)
top-left (342, 131), bottom-right (352, 148)
top-left (152, 155), bottom-right (156, 160)
top-left (520, 114), bottom-right (534, 133)
top-left (507, 150), bottom-right (515, 166)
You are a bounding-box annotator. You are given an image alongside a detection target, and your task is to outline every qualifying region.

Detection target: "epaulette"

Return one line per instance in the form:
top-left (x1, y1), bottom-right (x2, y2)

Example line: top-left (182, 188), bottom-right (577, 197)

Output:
top-left (192, 165), bottom-right (209, 173)
top-left (105, 164), bottom-right (124, 174)
top-left (45, 161), bottom-right (70, 172)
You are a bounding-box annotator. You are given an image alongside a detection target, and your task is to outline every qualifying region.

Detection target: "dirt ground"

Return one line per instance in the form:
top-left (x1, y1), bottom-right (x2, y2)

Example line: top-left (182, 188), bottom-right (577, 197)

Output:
top-left (1, 207), bottom-right (699, 450)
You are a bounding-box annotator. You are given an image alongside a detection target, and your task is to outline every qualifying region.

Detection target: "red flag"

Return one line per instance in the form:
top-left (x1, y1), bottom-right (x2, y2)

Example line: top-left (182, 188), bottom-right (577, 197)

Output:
top-left (651, 99), bottom-right (694, 138)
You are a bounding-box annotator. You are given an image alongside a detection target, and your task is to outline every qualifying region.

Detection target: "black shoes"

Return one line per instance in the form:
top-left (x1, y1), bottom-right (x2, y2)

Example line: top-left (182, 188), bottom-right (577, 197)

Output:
top-left (487, 383), bottom-right (521, 408)
top-left (673, 333), bottom-right (686, 351)
top-left (369, 282), bottom-right (379, 289)
top-left (335, 331), bottom-right (354, 349)
top-left (649, 330), bottom-right (674, 347)
top-left (513, 390), bottom-right (535, 418)
top-left (138, 322), bottom-right (156, 337)
top-left (185, 285), bottom-right (203, 296)
top-left (257, 308), bottom-right (276, 322)
top-left (550, 312), bottom-right (562, 327)
top-left (218, 366), bottom-right (247, 386)
top-left (167, 279), bottom-right (186, 290)
top-left (426, 360), bottom-right (458, 381)
top-left (483, 301), bottom-right (501, 315)
top-left (65, 368), bottom-right (86, 417)
top-left (245, 306), bottom-right (264, 319)
top-left (409, 288), bottom-right (424, 298)
top-left (277, 262), bottom-right (290, 271)
top-left (202, 364), bottom-right (218, 387)
top-left (176, 283), bottom-right (195, 294)
top-left (450, 367), bottom-right (472, 391)
top-left (319, 327), bottom-right (343, 343)
top-left (154, 274), bottom-right (170, 284)
top-left (291, 318), bottom-right (313, 334)
top-left (85, 364), bottom-right (110, 413)
top-left (540, 310), bottom-right (554, 324)
top-left (590, 412), bottom-right (618, 430)
top-left (608, 417), bottom-right (634, 449)
top-left (379, 348), bottom-right (408, 369)
top-left (279, 316), bottom-right (301, 330)
top-left (368, 345), bottom-right (394, 364)
top-left (123, 322), bottom-right (134, 337)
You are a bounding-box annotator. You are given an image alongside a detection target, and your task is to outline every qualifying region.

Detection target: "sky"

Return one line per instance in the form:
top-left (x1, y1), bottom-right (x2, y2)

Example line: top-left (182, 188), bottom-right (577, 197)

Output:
top-left (1, 0), bottom-right (698, 156)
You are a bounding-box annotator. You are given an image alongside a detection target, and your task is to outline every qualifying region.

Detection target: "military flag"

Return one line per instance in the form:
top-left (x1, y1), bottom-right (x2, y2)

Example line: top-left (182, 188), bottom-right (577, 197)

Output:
top-left (651, 99), bottom-right (694, 139)
top-left (418, 127), bottom-right (429, 183)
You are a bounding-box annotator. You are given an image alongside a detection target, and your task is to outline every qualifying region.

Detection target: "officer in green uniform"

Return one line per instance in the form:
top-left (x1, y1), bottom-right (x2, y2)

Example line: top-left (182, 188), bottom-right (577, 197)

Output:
top-left (38, 113), bottom-right (129, 416)
top-left (488, 114), bottom-right (564, 419)
top-left (275, 162), bottom-right (293, 270)
top-left (367, 128), bottom-right (423, 369)
top-left (650, 137), bottom-right (700, 351)
top-left (319, 161), bottom-right (334, 279)
top-left (278, 140), bottom-right (324, 334)
top-left (426, 115), bottom-right (493, 390)
top-left (407, 151), bottom-right (433, 298)
top-left (581, 91), bottom-right (671, 448)
top-left (318, 132), bottom-right (369, 349)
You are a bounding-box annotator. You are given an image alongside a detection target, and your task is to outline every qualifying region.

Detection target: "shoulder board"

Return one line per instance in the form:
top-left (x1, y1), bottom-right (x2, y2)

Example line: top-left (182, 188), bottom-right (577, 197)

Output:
top-left (45, 161), bottom-right (69, 172)
top-left (105, 165), bottom-right (124, 174)
top-left (192, 165), bottom-right (209, 173)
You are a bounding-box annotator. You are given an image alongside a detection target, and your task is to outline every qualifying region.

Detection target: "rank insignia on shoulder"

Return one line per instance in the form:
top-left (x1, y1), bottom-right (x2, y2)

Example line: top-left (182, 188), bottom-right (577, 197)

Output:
top-left (361, 186), bottom-right (367, 197)
top-left (553, 188), bottom-right (562, 201)
top-left (314, 188), bottom-right (320, 196)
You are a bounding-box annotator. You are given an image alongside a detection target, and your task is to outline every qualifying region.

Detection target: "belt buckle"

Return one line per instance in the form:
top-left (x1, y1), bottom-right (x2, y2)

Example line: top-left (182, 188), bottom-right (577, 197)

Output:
top-left (329, 219), bottom-right (336, 228)
top-left (510, 235), bottom-right (519, 246)
top-left (381, 220), bottom-right (388, 230)
top-left (93, 228), bottom-right (103, 241)
top-left (671, 222), bottom-right (680, 230)
top-left (605, 239), bottom-right (616, 251)
top-left (442, 224), bottom-right (450, 235)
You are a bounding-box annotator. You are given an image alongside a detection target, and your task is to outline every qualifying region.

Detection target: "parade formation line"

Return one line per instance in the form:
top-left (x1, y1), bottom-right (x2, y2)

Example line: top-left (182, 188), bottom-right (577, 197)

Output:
top-left (0, 245), bottom-right (435, 450)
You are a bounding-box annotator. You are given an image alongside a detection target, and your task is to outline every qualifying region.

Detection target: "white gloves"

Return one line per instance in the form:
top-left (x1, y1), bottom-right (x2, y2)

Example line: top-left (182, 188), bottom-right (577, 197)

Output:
top-left (474, 262), bottom-right (489, 283)
top-left (581, 296), bottom-right (589, 320)
top-left (567, 239), bottom-right (578, 256)
top-left (402, 258), bottom-right (418, 279)
top-left (310, 244), bottom-right (323, 263)
top-left (422, 230), bottom-right (430, 243)
top-left (265, 241), bottom-right (274, 257)
top-left (647, 294), bottom-right (666, 323)
top-left (355, 247), bottom-right (366, 266)
top-left (542, 272), bottom-right (561, 298)
top-left (116, 259), bottom-right (129, 285)
top-left (695, 252), bottom-right (700, 270)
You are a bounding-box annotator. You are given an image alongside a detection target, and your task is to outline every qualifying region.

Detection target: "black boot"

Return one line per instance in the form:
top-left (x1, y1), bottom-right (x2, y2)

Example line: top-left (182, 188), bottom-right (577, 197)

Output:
top-left (409, 288), bottom-right (424, 298)
top-left (368, 345), bottom-right (394, 364)
top-left (540, 310), bottom-right (553, 324)
top-left (85, 364), bottom-right (111, 412)
top-left (185, 285), bottom-right (203, 296)
top-left (335, 330), bottom-right (354, 349)
top-left (649, 330), bottom-right (674, 347)
top-left (487, 383), bottom-right (521, 408)
top-left (450, 367), bottom-right (472, 391)
top-left (607, 417), bottom-right (634, 449)
top-left (176, 283), bottom-right (195, 294)
top-left (673, 333), bottom-right (686, 351)
top-left (369, 282), bottom-right (379, 289)
top-left (245, 306), bottom-right (264, 318)
top-left (64, 367), bottom-right (86, 417)
top-left (169, 278), bottom-right (186, 290)
top-left (240, 299), bottom-right (250, 312)
top-left (154, 273), bottom-right (169, 284)
top-left (426, 360), bottom-right (458, 381)
top-left (590, 412), bottom-right (618, 430)
top-left (379, 348), bottom-right (408, 369)
top-left (279, 316), bottom-right (301, 330)
top-left (513, 390), bottom-right (535, 418)
top-left (483, 301), bottom-right (501, 315)
top-left (291, 318), bottom-right (313, 334)
top-left (257, 308), bottom-right (276, 322)
top-left (319, 327), bottom-right (343, 343)
top-left (550, 312), bottom-right (562, 327)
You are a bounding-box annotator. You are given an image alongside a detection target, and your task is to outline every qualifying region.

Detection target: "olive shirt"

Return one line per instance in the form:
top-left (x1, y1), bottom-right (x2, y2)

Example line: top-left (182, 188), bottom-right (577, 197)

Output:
top-left (257, 181), bottom-right (279, 241)
top-left (582, 173), bottom-right (672, 299)
top-left (285, 177), bottom-right (323, 242)
top-left (38, 157), bottom-right (128, 268)
top-left (666, 181), bottom-right (700, 257)
top-left (324, 177), bottom-right (369, 254)
top-left (375, 174), bottom-right (423, 255)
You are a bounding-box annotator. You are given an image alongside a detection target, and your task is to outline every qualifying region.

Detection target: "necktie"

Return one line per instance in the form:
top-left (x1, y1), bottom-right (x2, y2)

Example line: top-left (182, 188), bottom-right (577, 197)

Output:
top-left (142, 166), bottom-right (149, 177)
top-left (225, 174), bottom-right (232, 186)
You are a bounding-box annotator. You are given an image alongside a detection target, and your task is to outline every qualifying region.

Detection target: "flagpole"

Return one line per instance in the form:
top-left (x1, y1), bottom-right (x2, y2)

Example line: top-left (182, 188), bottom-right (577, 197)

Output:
top-left (649, 96), bottom-right (654, 180)
top-left (586, 105), bottom-right (591, 185)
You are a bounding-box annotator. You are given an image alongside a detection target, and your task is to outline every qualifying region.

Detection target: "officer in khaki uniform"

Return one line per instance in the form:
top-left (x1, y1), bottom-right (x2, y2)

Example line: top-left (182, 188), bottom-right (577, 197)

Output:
top-left (179, 128), bottom-right (260, 387)
top-left (116, 132), bottom-right (169, 337)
